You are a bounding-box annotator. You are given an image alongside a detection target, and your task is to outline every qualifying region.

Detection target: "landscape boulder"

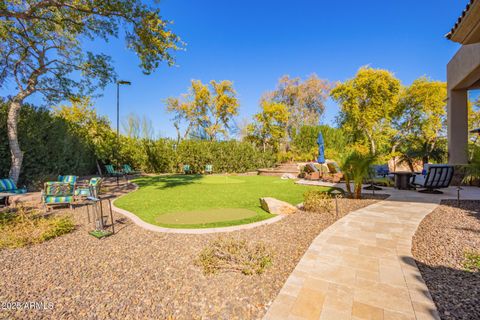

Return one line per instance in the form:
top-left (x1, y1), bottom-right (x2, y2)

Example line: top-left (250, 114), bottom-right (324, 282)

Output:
top-left (259, 197), bottom-right (298, 215)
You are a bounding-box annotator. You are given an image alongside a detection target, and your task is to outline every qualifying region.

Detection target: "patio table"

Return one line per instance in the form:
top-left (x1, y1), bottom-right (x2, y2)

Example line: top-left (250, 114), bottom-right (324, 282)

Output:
top-left (391, 171), bottom-right (416, 190)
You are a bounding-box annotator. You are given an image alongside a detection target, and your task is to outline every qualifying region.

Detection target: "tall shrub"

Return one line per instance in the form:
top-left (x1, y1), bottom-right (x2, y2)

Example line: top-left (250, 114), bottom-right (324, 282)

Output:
top-left (0, 102), bottom-right (96, 187)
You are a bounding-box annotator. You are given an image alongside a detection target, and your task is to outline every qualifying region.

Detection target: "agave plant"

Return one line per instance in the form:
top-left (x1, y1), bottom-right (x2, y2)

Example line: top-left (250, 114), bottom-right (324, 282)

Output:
top-left (340, 151), bottom-right (377, 199)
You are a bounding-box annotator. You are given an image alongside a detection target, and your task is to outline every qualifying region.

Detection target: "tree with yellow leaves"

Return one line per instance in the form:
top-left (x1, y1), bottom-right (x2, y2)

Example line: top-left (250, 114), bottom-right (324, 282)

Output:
top-left (247, 101), bottom-right (289, 152)
top-left (166, 80), bottom-right (239, 141)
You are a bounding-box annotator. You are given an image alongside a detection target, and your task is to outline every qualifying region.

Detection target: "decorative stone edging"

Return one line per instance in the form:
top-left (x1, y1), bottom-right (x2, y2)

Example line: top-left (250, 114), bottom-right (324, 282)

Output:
top-left (111, 183), bottom-right (286, 234)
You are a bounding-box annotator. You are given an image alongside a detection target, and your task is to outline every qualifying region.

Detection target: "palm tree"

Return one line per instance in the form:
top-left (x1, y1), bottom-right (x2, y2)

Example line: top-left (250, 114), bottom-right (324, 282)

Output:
top-left (341, 151), bottom-right (377, 199)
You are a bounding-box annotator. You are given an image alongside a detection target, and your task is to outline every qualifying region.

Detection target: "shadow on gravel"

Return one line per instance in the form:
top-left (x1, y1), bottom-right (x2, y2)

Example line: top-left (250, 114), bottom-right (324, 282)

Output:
top-left (134, 174), bottom-right (203, 189)
top-left (410, 257), bottom-right (480, 320)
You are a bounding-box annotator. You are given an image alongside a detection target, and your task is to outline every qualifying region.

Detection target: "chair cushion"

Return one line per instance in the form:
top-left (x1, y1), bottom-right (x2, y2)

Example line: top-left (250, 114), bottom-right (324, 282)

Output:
top-left (43, 196), bottom-right (74, 204)
top-left (44, 182), bottom-right (74, 197)
top-left (326, 162), bottom-right (342, 174)
top-left (0, 178), bottom-right (16, 192)
top-left (8, 188), bottom-right (27, 194)
top-left (75, 188), bottom-right (91, 197)
top-left (412, 174), bottom-right (426, 186)
top-left (58, 175), bottom-right (77, 184)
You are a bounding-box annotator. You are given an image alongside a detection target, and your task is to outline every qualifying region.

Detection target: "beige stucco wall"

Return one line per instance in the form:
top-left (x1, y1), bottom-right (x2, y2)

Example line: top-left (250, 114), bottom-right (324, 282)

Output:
top-left (447, 43), bottom-right (480, 164)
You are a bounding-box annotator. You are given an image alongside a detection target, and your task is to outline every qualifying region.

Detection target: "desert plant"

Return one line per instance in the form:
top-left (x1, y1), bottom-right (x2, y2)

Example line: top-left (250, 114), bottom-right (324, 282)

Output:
top-left (463, 251), bottom-right (480, 272)
top-left (303, 190), bottom-right (335, 213)
top-left (0, 206), bottom-right (75, 249)
top-left (341, 151), bottom-right (377, 199)
top-left (196, 237), bottom-right (272, 275)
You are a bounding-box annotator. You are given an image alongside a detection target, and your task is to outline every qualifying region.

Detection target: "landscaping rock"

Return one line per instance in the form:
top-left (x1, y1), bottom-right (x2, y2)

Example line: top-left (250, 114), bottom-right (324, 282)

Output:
top-left (0, 178), bottom-right (386, 320)
top-left (259, 197), bottom-right (298, 215)
top-left (281, 173), bottom-right (297, 180)
top-left (413, 200), bottom-right (480, 320)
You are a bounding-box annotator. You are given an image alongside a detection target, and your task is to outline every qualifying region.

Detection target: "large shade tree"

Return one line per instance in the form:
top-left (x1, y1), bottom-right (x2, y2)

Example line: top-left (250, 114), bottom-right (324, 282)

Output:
top-left (0, 1), bottom-right (182, 182)
top-left (393, 77), bottom-right (447, 166)
top-left (264, 74), bottom-right (330, 139)
top-left (331, 67), bottom-right (401, 155)
top-left (166, 80), bottom-right (239, 141)
top-left (247, 100), bottom-right (289, 152)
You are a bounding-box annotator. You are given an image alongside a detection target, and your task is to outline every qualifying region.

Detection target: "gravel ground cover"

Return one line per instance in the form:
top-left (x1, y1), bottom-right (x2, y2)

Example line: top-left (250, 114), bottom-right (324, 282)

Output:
top-left (0, 180), bottom-right (386, 320)
top-left (412, 199), bottom-right (480, 320)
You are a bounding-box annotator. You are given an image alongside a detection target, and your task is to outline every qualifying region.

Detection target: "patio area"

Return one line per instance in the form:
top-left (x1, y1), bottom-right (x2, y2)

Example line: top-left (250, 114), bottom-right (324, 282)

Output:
top-left (264, 185), bottom-right (480, 320)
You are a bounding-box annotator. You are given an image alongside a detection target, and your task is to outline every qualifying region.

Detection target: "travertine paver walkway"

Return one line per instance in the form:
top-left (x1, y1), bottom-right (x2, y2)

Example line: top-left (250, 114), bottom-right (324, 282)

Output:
top-left (264, 193), bottom-right (443, 320)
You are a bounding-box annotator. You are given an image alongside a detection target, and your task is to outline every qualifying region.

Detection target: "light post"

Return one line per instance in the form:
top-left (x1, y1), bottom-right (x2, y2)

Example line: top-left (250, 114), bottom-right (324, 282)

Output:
top-left (330, 189), bottom-right (343, 219)
top-left (115, 80), bottom-right (131, 166)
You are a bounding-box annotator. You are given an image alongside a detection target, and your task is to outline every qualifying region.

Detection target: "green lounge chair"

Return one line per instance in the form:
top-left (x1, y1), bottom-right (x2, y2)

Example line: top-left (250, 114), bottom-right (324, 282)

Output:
top-left (58, 175), bottom-right (78, 184)
top-left (105, 165), bottom-right (124, 177)
top-left (42, 181), bottom-right (75, 210)
top-left (0, 178), bottom-right (27, 194)
top-left (183, 164), bottom-right (191, 174)
top-left (0, 178), bottom-right (27, 205)
top-left (75, 177), bottom-right (102, 198)
top-left (123, 164), bottom-right (140, 175)
top-left (205, 164), bottom-right (213, 174)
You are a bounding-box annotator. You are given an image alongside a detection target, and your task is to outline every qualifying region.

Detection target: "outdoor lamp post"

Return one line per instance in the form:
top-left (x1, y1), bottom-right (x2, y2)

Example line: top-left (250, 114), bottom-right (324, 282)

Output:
top-left (115, 80), bottom-right (131, 165)
top-left (330, 189), bottom-right (342, 218)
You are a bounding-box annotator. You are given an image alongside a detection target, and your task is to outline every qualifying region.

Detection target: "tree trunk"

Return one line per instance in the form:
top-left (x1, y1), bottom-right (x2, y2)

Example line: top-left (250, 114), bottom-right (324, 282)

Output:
top-left (344, 174), bottom-right (352, 196)
top-left (7, 99), bottom-right (24, 184)
top-left (354, 182), bottom-right (362, 199)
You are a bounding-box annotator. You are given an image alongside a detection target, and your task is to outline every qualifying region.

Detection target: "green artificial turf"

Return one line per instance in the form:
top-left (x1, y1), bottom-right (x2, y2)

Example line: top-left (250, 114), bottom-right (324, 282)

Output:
top-left (114, 175), bottom-right (339, 229)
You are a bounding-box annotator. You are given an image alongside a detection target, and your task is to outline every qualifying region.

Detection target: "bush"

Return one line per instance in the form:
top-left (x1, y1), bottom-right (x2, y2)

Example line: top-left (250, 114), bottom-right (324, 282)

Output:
top-left (196, 237), bottom-right (273, 275)
top-left (175, 140), bottom-right (275, 174)
top-left (463, 251), bottom-right (480, 272)
top-left (1, 101), bottom-right (275, 186)
top-left (303, 190), bottom-right (335, 213)
top-left (0, 207), bottom-right (75, 249)
top-left (291, 125), bottom-right (349, 162)
top-left (0, 102), bottom-right (96, 188)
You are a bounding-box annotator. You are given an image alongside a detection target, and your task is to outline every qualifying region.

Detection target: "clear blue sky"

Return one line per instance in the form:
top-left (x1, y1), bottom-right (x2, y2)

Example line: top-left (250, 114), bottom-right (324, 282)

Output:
top-left (6, 0), bottom-right (474, 137)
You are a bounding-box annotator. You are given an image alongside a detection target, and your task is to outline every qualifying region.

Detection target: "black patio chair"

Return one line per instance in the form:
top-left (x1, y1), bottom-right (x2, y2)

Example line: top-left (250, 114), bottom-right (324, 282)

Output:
top-left (411, 164), bottom-right (454, 194)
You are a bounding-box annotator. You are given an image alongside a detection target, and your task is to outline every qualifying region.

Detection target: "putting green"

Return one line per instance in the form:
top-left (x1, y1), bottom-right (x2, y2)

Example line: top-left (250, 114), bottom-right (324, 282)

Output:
top-left (114, 175), bottom-right (340, 229)
top-left (156, 208), bottom-right (257, 225)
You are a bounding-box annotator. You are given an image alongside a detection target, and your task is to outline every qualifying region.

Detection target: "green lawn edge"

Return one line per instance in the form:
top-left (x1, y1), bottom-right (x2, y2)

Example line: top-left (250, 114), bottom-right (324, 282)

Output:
top-left (114, 174), bottom-right (339, 229)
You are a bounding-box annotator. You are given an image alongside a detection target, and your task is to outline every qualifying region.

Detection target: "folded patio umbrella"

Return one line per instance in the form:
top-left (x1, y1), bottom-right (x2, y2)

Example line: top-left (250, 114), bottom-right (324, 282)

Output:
top-left (317, 132), bottom-right (325, 164)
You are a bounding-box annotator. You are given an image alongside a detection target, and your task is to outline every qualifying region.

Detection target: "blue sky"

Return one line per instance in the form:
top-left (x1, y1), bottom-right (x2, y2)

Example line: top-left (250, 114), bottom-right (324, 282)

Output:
top-left (3, 0), bottom-right (473, 137)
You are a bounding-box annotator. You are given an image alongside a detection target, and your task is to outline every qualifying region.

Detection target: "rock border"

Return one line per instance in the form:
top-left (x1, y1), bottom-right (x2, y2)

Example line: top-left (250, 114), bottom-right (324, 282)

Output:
top-left (111, 183), bottom-right (286, 234)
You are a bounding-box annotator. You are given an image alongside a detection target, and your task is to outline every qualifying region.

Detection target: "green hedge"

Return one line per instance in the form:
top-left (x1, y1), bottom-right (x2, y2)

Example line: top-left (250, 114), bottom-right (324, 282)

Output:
top-left (119, 138), bottom-right (276, 174)
top-left (0, 103), bottom-right (96, 188)
top-left (1, 102), bottom-right (275, 187)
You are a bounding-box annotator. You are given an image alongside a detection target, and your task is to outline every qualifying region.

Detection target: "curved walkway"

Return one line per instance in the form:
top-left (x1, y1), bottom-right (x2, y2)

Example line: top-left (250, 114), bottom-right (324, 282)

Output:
top-left (263, 188), bottom-right (479, 320)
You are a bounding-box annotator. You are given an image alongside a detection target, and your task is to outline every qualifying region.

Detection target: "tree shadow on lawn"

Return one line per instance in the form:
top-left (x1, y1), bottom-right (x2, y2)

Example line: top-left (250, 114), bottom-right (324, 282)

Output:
top-left (133, 174), bottom-right (203, 189)
top-left (406, 256), bottom-right (480, 319)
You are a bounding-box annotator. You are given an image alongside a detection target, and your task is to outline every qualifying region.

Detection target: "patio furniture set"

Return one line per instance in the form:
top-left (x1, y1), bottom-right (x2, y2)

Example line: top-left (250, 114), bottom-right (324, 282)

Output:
top-left (303, 162), bottom-right (455, 194)
top-left (0, 163), bottom-right (140, 237)
top-left (183, 164), bottom-right (214, 174)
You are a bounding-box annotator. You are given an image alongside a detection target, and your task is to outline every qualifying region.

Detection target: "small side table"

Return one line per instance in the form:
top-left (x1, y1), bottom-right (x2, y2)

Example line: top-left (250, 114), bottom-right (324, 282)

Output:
top-left (392, 172), bottom-right (415, 190)
top-left (85, 194), bottom-right (116, 237)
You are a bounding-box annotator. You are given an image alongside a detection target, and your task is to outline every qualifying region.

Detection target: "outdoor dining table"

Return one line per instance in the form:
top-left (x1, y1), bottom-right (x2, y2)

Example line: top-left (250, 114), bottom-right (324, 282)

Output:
top-left (391, 171), bottom-right (416, 190)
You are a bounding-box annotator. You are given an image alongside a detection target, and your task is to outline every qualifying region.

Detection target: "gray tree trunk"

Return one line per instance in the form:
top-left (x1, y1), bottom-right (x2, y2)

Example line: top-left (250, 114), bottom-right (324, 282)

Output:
top-left (7, 99), bottom-right (24, 184)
